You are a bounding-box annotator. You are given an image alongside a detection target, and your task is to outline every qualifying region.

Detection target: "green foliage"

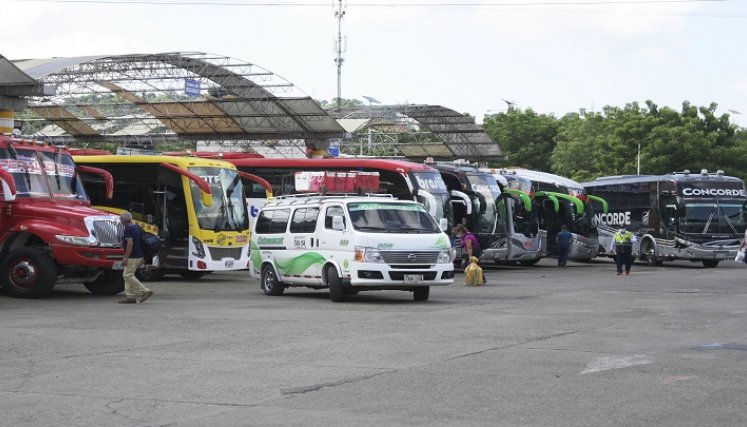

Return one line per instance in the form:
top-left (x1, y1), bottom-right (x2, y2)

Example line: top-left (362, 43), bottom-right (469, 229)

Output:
top-left (483, 108), bottom-right (558, 171)
top-left (551, 101), bottom-right (744, 181)
top-left (317, 98), bottom-right (365, 110)
top-left (483, 101), bottom-right (747, 182)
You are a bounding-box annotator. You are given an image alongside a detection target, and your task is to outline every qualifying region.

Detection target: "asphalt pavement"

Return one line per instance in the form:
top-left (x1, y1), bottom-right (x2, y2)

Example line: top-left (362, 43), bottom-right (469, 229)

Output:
top-left (1, 258), bottom-right (746, 426)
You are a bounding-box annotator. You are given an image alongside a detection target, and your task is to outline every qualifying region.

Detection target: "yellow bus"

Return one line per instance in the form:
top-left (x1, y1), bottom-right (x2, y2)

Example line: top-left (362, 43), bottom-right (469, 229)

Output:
top-left (73, 153), bottom-right (251, 280)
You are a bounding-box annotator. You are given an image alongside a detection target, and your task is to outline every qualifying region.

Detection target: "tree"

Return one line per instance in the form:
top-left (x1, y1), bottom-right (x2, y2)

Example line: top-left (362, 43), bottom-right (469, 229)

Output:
top-left (317, 98), bottom-right (364, 110)
top-left (550, 101), bottom-right (743, 181)
top-left (482, 108), bottom-right (558, 171)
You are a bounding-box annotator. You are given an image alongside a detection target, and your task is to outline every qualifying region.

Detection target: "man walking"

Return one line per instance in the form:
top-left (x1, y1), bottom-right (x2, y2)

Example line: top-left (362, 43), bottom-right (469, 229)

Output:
top-left (611, 224), bottom-right (637, 276)
top-left (119, 211), bottom-right (154, 304)
top-left (556, 225), bottom-right (574, 267)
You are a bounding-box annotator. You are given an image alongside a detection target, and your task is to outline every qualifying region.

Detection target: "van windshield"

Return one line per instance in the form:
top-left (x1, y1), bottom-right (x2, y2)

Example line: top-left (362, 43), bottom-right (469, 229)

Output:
top-left (348, 202), bottom-right (440, 233)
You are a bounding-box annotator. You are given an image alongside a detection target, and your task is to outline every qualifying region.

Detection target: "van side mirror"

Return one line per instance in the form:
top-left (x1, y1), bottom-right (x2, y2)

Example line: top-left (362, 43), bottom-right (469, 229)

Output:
top-left (332, 215), bottom-right (345, 231)
top-left (439, 217), bottom-right (448, 232)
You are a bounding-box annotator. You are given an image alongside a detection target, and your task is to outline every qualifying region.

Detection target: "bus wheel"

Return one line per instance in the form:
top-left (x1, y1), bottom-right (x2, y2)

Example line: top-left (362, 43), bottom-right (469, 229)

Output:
top-left (179, 271), bottom-right (208, 280)
top-left (641, 240), bottom-right (662, 266)
top-left (325, 266), bottom-right (345, 302)
top-left (1, 248), bottom-right (58, 298)
top-left (519, 258), bottom-right (541, 266)
top-left (261, 265), bottom-right (284, 296)
top-left (84, 270), bottom-right (124, 295)
top-left (702, 260), bottom-right (719, 268)
top-left (413, 286), bottom-right (430, 301)
top-left (135, 268), bottom-right (165, 282)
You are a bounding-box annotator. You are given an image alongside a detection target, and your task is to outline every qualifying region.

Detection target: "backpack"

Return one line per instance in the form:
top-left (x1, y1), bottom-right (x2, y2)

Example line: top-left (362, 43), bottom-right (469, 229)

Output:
top-left (136, 225), bottom-right (162, 263)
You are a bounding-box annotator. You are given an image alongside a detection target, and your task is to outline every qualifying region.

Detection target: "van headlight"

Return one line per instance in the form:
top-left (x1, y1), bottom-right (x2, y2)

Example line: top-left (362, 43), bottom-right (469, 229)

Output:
top-left (56, 234), bottom-right (97, 246)
top-left (437, 249), bottom-right (452, 264)
top-left (355, 246), bottom-right (384, 263)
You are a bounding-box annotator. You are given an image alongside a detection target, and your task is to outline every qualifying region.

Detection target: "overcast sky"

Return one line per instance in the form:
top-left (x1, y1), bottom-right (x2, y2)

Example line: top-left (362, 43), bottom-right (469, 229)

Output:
top-left (2, 0), bottom-right (747, 126)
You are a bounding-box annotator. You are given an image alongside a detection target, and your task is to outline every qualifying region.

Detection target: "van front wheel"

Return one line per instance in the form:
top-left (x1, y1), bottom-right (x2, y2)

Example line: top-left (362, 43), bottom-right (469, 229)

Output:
top-left (261, 265), bottom-right (284, 296)
top-left (413, 286), bottom-right (430, 301)
top-left (326, 267), bottom-right (345, 302)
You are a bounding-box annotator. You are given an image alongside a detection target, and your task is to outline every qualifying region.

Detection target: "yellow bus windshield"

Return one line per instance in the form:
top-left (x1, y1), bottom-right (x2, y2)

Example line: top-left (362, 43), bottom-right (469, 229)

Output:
top-left (188, 167), bottom-right (249, 232)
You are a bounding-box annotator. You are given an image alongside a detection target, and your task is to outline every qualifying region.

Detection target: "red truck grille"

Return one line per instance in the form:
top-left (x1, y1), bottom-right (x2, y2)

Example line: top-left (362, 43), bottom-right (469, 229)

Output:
top-left (92, 219), bottom-right (123, 247)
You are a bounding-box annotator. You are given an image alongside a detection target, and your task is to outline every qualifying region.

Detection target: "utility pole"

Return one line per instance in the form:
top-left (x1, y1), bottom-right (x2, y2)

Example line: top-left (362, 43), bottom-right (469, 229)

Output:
top-left (334, 0), bottom-right (346, 109)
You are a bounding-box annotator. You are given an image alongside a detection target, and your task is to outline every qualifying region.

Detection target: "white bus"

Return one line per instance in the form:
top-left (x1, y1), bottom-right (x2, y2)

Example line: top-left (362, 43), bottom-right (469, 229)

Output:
top-left (502, 168), bottom-right (605, 261)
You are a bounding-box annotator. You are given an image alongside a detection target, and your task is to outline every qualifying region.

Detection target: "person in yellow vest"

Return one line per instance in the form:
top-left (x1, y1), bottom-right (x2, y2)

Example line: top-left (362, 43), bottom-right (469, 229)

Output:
top-left (610, 224), bottom-right (637, 276)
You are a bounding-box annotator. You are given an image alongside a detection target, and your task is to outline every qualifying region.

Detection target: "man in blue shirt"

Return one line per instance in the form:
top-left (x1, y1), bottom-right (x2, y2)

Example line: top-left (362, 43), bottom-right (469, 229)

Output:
top-left (119, 211), bottom-right (153, 304)
top-left (556, 225), bottom-right (574, 267)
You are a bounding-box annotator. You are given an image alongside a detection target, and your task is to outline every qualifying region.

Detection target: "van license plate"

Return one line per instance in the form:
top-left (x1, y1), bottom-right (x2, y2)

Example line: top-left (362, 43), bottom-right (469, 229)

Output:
top-left (225, 259), bottom-right (234, 268)
top-left (112, 262), bottom-right (124, 270)
top-left (404, 274), bottom-right (423, 284)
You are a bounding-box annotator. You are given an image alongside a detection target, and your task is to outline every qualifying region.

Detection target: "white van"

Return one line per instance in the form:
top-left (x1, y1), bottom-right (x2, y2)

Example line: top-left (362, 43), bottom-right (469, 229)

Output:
top-left (249, 194), bottom-right (455, 301)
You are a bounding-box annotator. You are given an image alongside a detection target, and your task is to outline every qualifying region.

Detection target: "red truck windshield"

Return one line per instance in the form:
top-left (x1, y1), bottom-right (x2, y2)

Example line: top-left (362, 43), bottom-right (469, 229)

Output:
top-left (0, 147), bottom-right (88, 199)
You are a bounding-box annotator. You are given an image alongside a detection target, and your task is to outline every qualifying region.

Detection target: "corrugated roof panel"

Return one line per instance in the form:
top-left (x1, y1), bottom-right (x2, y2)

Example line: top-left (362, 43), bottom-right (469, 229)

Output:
top-left (0, 55), bottom-right (36, 85)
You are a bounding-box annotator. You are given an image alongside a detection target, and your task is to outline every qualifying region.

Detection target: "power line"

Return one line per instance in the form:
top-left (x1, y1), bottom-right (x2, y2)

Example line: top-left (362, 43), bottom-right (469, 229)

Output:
top-left (4, 0), bottom-right (735, 7)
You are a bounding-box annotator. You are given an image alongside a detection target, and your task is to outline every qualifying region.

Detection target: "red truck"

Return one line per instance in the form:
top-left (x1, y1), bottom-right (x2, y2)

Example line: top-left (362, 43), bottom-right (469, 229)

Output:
top-left (0, 136), bottom-right (124, 298)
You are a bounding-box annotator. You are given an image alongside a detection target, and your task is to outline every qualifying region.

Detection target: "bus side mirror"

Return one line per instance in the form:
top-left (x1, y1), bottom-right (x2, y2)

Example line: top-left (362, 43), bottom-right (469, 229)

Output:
top-left (332, 215), bottom-right (345, 231)
top-left (439, 217), bottom-right (448, 232)
top-left (201, 192), bottom-right (213, 208)
top-left (473, 193), bottom-right (487, 214)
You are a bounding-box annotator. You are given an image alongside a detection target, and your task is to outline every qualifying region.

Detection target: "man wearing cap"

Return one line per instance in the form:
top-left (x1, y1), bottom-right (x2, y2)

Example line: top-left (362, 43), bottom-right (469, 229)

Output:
top-left (610, 223), bottom-right (637, 276)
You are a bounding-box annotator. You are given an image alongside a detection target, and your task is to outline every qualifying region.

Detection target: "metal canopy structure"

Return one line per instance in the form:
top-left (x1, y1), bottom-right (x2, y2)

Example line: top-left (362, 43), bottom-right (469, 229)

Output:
top-left (8, 52), bottom-right (344, 152)
top-left (332, 104), bottom-right (505, 162)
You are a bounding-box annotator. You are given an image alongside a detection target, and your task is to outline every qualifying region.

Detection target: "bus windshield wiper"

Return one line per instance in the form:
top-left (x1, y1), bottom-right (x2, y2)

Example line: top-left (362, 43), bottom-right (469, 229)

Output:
top-left (720, 206), bottom-right (738, 234)
top-left (226, 174), bottom-right (240, 198)
top-left (703, 211), bottom-right (715, 235)
top-left (214, 199), bottom-right (228, 232)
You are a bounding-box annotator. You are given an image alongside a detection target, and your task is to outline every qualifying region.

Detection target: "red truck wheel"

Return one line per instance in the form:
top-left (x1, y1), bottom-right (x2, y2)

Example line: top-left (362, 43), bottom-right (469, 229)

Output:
top-left (1, 248), bottom-right (58, 298)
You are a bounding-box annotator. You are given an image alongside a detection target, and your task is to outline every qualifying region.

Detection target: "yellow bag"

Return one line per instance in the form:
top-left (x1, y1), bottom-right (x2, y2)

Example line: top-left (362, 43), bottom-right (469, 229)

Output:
top-left (464, 256), bottom-right (484, 286)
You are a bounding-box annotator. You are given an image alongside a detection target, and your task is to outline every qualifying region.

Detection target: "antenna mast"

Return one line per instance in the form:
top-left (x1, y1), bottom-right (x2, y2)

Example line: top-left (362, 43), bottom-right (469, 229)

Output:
top-left (334, 0), bottom-right (346, 109)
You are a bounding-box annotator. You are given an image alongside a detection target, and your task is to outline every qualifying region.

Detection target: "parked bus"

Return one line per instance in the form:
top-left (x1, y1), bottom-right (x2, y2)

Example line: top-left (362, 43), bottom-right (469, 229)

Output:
top-left (432, 163), bottom-right (541, 266)
top-left (163, 154), bottom-right (452, 230)
top-left (582, 170), bottom-right (747, 267)
top-left (73, 154), bottom-right (253, 280)
top-left (503, 168), bottom-right (604, 260)
top-left (481, 168), bottom-right (544, 263)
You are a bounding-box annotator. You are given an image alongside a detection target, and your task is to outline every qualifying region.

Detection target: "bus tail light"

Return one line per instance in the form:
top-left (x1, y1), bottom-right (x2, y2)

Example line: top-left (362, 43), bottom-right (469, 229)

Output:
top-left (197, 260), bottom-right (207, 270)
